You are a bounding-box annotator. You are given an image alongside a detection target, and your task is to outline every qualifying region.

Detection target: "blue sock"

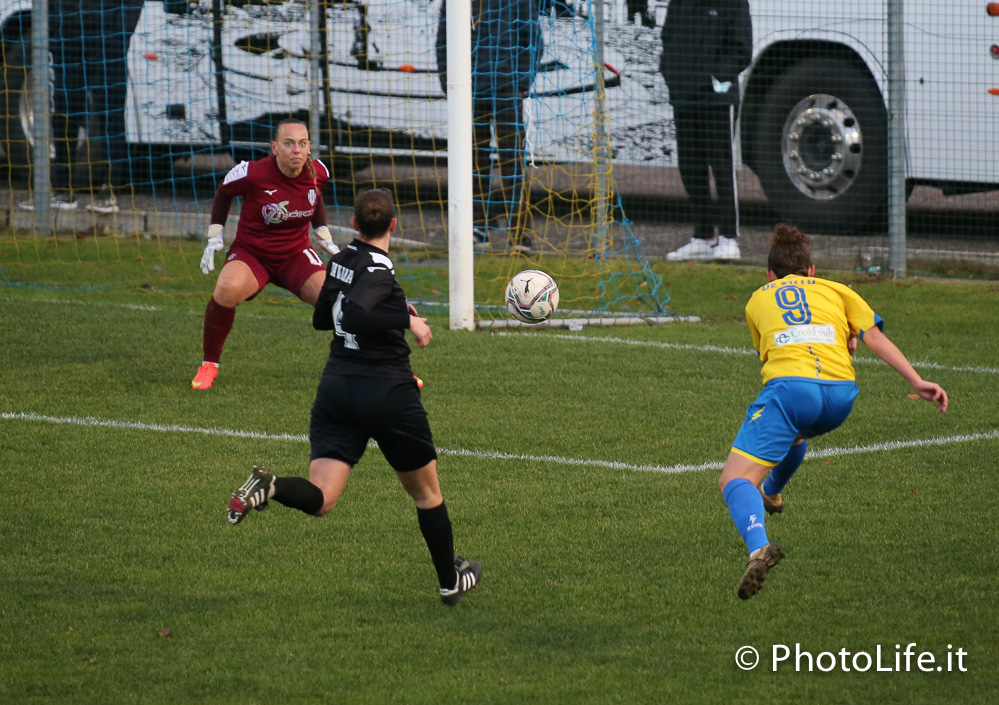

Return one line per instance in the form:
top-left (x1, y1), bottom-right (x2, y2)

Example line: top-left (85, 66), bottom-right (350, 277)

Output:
top-left (762, 440), bottom-right (807, 496)
top-left (723, 478), bottom-right (769, 555)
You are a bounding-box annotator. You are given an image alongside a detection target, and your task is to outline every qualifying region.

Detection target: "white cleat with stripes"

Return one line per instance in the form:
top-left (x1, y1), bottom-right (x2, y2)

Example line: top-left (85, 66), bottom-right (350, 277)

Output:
top-left (440, 555), bottom-right (482, 606)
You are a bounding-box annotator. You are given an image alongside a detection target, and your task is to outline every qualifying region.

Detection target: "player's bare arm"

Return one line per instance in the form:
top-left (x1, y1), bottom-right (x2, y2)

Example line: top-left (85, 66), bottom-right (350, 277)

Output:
top-left (861, 326), bottom-right (948, 412)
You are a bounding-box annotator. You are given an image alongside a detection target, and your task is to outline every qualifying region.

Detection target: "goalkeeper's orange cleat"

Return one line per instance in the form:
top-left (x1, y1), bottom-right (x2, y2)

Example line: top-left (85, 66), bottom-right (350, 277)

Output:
top-left (191, 362), bottom-right (219, 389)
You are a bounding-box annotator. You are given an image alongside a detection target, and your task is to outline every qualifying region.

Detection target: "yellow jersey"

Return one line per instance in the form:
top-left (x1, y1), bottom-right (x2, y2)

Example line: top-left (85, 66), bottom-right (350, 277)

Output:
top-left (745, 275), bottom-right (882, 385)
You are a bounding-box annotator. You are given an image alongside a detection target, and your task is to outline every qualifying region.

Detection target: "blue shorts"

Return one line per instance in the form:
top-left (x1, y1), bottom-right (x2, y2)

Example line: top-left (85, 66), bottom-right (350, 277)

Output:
top-left (732, 378), bottom-right (860, 466)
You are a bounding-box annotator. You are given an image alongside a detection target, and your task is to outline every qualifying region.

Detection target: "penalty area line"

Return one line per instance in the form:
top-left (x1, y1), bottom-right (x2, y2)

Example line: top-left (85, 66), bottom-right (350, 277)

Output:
top-left (500, 331), bottom-right (999, 376)
top-left (3, 411), bottom-right (997, 475)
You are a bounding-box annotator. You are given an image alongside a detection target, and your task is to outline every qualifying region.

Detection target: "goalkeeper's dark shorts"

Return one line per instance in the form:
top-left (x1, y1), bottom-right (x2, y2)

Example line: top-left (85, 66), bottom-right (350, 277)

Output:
top-left (309, 373), bottom-right (437, 473)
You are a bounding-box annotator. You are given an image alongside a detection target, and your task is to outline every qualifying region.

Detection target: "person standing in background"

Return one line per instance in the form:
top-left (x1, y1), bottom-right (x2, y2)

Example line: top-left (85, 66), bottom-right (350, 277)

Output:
top-left (437, 0), bottom-right (543, 249)
top-left (660, 0), bottom-right (752, 261)
top-left (19, 0), bottom-right (145, 213)
top-left (81, 0), bottom-right (146, 213)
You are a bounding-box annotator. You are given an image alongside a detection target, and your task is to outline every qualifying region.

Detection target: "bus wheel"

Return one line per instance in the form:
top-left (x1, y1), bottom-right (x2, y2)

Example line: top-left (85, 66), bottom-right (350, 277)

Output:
top-left (751, 57), bottom-right (888, 233)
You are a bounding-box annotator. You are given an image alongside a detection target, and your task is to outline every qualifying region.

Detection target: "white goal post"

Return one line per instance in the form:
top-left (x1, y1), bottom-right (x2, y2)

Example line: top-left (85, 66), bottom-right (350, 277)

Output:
top-left (445, 0), bottom-right (475, 331)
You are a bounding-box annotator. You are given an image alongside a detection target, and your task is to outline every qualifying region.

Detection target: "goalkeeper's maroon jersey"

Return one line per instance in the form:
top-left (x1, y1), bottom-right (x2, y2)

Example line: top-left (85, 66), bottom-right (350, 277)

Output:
top-left (219, 156), bottom-right (330, 258)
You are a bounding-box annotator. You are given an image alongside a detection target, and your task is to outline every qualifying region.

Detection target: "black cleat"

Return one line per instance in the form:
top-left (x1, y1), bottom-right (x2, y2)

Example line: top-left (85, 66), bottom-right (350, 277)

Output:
top-left (227, 465), bottom-right (275, 525)
top-left (440, 555), bottom-right (482, 606)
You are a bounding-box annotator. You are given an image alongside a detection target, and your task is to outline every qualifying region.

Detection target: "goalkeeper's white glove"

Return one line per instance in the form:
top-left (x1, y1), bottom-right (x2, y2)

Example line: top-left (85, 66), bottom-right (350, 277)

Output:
top-left (315, 225), bottom-right (339, 255)
top-left (200, 224), bottom-right (225, 274)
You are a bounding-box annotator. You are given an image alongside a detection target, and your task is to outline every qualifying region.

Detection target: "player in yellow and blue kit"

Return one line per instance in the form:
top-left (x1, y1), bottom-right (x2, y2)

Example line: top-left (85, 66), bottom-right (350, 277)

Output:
top-left (719, 224), bottom-right (948, 600)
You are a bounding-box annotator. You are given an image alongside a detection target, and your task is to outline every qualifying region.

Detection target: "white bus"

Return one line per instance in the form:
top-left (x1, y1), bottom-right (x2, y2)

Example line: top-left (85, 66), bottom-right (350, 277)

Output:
top-left (731, 0), bottom-right (999, 230)
top-left (0, 1), bottom-right (645, 182)
top-left (2, 1), bottom-right (994, 232)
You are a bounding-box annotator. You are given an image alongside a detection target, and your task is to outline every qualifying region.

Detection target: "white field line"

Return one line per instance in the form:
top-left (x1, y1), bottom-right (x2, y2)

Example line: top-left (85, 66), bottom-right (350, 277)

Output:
top-left (498, 331), bottom-right (999, 376)
top-left (3, 411), bottom-right (997, 475)
top-left (6, 295), bottom-right (997, 375)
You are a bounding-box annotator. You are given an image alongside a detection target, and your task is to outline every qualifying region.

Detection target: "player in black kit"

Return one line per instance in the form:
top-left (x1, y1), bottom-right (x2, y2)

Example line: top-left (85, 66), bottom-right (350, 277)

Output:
top-left (225, 188), bottom-right (482, 606)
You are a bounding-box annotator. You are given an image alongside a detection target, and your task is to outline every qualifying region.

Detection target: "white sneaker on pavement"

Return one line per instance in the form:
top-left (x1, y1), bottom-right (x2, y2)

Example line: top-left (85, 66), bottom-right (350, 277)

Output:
top-left (712, 236), bottom-right (742, 260)
top-left (666, 237), bottom-right (716, 261)
top-left (18, 196), bottom-right (78, 212)
top-left (86, 196), bottom-right (119, 214)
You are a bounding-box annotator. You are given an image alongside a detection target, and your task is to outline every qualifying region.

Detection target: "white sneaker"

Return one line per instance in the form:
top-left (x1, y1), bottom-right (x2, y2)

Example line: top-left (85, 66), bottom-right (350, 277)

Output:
top-left (713, 236), bottom-right (741, 260)
top-left (18, 196), bottom-right (79, 212)
top-left (667, 237), bottom-right (716, 261)
top-left (86, 196), bottom-right (119, 214)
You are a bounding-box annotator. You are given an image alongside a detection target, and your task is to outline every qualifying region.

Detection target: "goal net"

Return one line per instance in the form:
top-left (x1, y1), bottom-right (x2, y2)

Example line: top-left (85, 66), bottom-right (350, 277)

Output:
top-left (1, 0), bottom-right (674, 325)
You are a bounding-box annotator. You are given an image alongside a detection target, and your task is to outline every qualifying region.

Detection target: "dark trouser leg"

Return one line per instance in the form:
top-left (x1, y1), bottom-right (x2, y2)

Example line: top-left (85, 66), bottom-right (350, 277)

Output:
top-left (472, 100), bottom-right (494, 227)
top-left (705, 103), bottom-right (739, 239)
top-left (84, 2), bottom-right (143, 189)
top-left (493, 94), bottom-right (527, 237)
top-left (50, 16), bottom-right (86, 194)
top-left (673, 104), bottom-right (715, 238)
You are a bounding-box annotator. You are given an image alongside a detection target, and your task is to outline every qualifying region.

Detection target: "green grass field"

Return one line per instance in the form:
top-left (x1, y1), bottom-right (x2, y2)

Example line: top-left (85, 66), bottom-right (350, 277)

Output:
top-left (2, 248), bottom-right (997, 704)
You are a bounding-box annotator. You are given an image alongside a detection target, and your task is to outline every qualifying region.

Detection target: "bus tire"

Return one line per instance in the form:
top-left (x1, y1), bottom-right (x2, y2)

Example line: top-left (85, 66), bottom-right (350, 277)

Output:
top-left (751, 56), bottom-right (888, 233)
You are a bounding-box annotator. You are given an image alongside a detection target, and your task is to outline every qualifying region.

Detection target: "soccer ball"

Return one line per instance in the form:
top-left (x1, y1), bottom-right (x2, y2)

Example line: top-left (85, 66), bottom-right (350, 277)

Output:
top-left (505, 269), bottom-right (559, 323)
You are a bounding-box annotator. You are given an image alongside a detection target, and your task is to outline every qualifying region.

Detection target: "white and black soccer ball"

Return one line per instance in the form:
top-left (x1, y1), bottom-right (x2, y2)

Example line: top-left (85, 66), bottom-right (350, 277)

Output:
top-left (505, 269), bottom-right (559, 324)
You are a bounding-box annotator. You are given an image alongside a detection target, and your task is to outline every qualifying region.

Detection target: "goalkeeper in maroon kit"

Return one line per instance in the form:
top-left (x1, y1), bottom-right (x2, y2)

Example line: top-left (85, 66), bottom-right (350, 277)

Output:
top-left (192, 118), bottom-right (340, 390)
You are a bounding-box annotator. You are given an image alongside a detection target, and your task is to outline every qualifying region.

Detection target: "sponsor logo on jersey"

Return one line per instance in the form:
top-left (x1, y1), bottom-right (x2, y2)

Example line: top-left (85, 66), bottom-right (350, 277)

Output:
top-left (261, 200), bottom-right (315, 224)
top-left (750, 407), bottom-right (764, 422)
top-left (773, 324), bottom-right (836, 347)
top-left (264, 189), bottom-right (277, 196)
top-left (308, 188), bottom-right (316, 206)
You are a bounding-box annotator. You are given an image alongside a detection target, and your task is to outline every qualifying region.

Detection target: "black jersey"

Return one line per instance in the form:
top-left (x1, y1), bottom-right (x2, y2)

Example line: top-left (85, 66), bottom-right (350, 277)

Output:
top-left (313, 239), bottom-right (413, 379)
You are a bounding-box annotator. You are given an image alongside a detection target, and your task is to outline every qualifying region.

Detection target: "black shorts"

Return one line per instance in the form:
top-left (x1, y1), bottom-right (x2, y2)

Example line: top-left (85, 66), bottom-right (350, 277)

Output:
top-left (309, 374), bottom-right (437, 473)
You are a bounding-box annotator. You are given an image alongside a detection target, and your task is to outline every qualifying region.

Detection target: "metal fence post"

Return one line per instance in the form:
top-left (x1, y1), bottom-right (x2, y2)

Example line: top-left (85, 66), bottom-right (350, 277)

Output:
top-left (31, 0), bottom-right (53, 234)
top-left (887, 0), bottom-right (906, 278)
top-left (309, 0), bottom-right (321, 149)
top-left (593, 0), bottom-right (610, 234)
